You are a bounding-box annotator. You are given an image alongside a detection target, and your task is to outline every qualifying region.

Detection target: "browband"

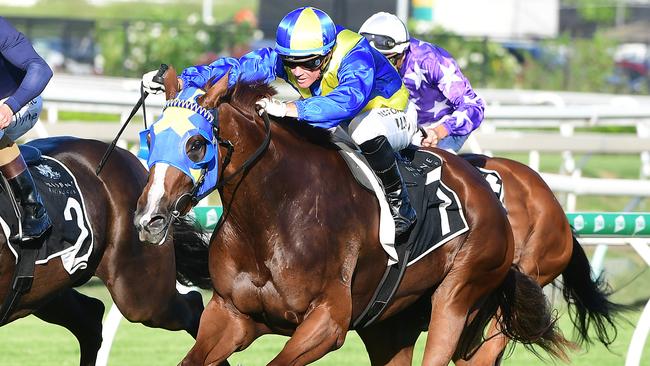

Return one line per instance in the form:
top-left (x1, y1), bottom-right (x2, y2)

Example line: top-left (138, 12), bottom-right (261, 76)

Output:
top-left (164, 99), bottom-right (214, 123)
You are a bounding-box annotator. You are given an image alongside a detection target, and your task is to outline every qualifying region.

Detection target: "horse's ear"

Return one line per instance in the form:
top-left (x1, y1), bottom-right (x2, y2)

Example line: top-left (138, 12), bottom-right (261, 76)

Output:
top-left (198, 70), bottom-right (230, 109)
top-left (164, 66), bottom-right (179, 100)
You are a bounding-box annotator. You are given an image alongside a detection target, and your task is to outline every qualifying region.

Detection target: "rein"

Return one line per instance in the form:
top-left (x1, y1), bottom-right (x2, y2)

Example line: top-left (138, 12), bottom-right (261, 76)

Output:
top-left (215, 108), bottom-right (271, 189)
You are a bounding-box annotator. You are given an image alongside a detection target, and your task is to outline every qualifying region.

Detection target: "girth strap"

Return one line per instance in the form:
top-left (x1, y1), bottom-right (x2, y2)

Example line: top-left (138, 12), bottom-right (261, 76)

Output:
top-left (352, 246), bottom-right (411, 329)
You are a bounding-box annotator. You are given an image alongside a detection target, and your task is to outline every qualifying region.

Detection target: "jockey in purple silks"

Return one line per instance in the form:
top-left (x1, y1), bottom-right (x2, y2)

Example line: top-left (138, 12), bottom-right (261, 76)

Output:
top-left (0, 16), bottom-right (53, 245)
top-left (359, 12), bottom-right (485, 153)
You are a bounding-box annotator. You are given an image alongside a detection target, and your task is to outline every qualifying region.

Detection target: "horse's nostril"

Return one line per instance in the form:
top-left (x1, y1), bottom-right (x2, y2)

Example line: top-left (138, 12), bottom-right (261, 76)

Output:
top-left (147, 214), bottom-right (167, 233)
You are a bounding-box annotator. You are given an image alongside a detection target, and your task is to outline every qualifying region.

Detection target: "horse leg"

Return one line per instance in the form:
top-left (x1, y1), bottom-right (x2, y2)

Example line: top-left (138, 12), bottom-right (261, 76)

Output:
top-left (357, 310), bottom-right (422, 366)
top-left (34, 288), bottom-right (105, 366)
top-left (181, 294), bottom-right (258, 366)
top-left (98, 243), bottom-right (204, 337)
top-left (421, 260), bottom-right (505, 366)
top-left (106, 277), bottom-right (204, 338)
top-left (267, 290), bottom-right (351, 366)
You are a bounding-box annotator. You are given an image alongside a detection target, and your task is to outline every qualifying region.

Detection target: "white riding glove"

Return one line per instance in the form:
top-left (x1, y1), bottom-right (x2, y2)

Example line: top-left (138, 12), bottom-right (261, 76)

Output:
top-left (255, 97), bottom-right (287, 117)
top-left (142, 70), bottom-right (165, 95)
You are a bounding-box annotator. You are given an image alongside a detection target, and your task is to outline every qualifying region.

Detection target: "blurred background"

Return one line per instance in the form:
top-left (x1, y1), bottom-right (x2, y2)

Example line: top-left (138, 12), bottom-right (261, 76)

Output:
top-left (1, 1), bottom-right (650, 365)
top-left (2, 0), bottom-right (650, 92)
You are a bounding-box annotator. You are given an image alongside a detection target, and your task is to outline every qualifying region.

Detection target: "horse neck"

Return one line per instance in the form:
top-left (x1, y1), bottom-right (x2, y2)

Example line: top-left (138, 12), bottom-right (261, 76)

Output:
top-left (215, 104), bottom-right (378, 277)
top-left (217, 104), bottom-right (312, 220)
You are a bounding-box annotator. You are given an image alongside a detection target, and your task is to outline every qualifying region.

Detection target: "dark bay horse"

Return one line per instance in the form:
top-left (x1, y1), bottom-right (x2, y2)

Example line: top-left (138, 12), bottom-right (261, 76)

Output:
top-left (454, 155), bottom-right (625, 365)
top-left (134, 67), bottom-right (572, 366)
top-left (0, 137), bottom-right (210, 366)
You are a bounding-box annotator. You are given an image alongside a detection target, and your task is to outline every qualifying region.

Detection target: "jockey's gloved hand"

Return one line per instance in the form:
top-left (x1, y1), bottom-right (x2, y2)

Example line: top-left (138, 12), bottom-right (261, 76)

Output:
top-left (255, 97), bottom-right (287, 117)
top-left (142, 70), bottom-right (165, 95)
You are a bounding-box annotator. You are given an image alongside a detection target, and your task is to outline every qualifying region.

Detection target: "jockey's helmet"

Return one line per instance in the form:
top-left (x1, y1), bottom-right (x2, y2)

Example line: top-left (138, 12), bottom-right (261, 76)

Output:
top-left (359, 12), bottom-right (410, 55)
top-left (275, 7), bottom-right (336, 57)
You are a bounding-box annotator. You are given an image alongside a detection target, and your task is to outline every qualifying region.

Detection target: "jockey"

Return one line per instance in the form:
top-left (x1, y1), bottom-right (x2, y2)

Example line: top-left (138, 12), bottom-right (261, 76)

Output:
top-left (0, 17), bottom-right (53, 244)
top-left (142, 6), bottom-right (417, 237)
top-left (359, 12), bottom-right (485, 153)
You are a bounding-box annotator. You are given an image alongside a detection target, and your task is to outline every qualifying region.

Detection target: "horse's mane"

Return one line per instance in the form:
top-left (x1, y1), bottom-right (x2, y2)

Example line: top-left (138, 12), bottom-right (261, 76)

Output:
top-left (222, 81), bottom-right (337, 147)
top-left (227, 81), bottom-right (277, 113)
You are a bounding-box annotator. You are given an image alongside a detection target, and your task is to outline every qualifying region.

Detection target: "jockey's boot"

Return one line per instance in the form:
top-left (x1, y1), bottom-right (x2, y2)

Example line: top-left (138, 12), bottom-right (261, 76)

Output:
top-left (360, 135), bottom-right (416, 237)
top-left (0, 144), bottom-right (52, 245)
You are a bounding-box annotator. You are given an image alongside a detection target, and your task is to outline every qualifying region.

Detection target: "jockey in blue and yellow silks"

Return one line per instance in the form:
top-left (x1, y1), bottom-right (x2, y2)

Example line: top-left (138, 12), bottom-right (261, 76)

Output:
top-left (142, 6), bottom-right (417, 237)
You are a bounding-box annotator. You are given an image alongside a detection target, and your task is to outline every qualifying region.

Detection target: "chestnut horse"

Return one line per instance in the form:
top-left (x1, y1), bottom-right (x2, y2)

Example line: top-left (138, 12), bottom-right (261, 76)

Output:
top-left (0, 137), bottom-right (210, 366)
top-left (134, 67), bottom-right (572, 366)
top-left (453, 155), bottom-right (625, 365)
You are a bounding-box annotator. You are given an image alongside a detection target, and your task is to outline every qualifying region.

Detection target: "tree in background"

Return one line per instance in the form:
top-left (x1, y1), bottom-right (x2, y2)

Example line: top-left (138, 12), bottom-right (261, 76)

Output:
top-left (96, 17), bottom-right (254, 77)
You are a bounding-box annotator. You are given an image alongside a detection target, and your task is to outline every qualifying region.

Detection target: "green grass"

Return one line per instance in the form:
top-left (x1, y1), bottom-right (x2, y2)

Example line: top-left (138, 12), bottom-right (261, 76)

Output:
top-left (0, 295), bottom-right (647, 365)
top-left (1, 246), bottom-right (649, 365)
top-left (56, 111), bottom-right (125, 123)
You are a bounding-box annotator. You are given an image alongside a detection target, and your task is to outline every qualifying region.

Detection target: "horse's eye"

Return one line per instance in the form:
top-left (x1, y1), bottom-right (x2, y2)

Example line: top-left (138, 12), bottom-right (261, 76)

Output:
top-left (186, 136), bottom-right (207, 163)
top-left (191, 140), bottom-right (202, 151)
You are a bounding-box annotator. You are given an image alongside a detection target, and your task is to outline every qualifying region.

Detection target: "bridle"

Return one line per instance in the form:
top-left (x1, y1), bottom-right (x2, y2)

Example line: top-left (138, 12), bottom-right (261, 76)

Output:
top-left (169, 104), bottom-right (272, 219)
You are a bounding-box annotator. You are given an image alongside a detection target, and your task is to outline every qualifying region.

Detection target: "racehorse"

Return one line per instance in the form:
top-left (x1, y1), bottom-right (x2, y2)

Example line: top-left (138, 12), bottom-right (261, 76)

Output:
top-left (134, 66), bottom-right (572, 366)
top-left (453, 155), bottom-right (626, 365)
top-left (0, 137), bottom-right (210, 366)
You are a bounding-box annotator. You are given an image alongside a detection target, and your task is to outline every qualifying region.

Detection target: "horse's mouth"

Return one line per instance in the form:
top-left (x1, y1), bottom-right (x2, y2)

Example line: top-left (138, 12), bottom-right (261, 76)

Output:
top-left (137, 214), bottom-right (171, 246)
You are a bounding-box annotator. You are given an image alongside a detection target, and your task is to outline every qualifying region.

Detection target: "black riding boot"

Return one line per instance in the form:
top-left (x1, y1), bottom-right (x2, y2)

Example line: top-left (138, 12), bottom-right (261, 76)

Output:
top-left (5, 165), bottom-right (52, 243)
top-left (360, 136), bottom-right (416, 237)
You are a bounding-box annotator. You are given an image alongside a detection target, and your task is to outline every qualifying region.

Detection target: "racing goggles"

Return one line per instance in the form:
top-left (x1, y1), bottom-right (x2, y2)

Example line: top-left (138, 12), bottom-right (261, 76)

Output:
top-left (280, 54), bottom-right (327, 71)
top-left (360, 33), bottom-right (407, 51)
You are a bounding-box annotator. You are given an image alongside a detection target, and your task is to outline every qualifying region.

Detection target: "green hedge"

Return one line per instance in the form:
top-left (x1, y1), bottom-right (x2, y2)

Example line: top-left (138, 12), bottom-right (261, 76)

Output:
top-left (96, 19), bottom-right (254, 77)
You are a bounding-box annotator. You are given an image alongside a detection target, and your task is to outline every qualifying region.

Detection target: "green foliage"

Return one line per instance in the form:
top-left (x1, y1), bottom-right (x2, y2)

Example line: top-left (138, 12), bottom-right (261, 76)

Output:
top-left (564, 0), bottom-right (617, 23)
top-left (414, 27), bottom-right (520, 88)
top-left (518, 32), bottom-right (617, 92)
top-left (0, 0), bottom-right (258, 77)
top-left (413, 27), bottom-right (620, 92)
top-left (96, 19), bottom-right (254, 77)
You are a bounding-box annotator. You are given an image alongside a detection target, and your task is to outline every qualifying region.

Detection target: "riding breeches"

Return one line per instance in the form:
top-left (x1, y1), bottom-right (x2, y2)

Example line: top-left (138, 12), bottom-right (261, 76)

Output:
top-left (347, 101), bottom-right (418, 152)
top-left (0, 96), bottom-right (43, 141)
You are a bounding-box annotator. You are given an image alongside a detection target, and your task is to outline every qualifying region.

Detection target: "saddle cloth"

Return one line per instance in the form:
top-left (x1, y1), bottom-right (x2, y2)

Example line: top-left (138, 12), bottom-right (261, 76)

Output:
top-left (0, 148), bottom-right (94, 275)
top-left (336, 141), bottom-right (469, 266)
top-left (398, 148), bottom-right (469, 266)
top-left (475, 167), bottom-right (505, 205)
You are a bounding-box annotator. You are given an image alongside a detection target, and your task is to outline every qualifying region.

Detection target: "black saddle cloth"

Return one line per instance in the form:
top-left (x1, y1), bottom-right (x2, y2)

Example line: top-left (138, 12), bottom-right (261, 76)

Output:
top-left (0, 144), bottom-right (93, 274)
top-left (398, 148), bottom-right (469, 266)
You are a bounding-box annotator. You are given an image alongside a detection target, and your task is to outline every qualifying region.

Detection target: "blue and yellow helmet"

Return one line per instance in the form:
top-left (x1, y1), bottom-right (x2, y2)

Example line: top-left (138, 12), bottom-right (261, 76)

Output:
top-left (275, 7), bottom-right (336, 57)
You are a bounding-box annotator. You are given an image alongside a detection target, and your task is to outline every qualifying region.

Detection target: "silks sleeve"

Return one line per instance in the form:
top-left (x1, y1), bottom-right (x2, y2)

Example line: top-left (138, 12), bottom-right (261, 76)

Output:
top-left (179, 48), bottom-right (281, 90)
top-left (0, 18), bottom-right (52, 113)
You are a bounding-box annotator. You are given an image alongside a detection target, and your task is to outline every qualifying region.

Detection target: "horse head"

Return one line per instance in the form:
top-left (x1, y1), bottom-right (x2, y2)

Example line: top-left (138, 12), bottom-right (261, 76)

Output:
top-left (134, 66), bottom-right (230, 244)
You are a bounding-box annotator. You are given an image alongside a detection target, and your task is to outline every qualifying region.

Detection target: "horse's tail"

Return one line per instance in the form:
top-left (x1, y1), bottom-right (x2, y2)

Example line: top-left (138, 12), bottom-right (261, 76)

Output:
top-left (495, 267), bottom-right (575, 362)
top-left (170, 216), bottom-right (212, 289)
top-left (560, 234), bottom-right (630, 347)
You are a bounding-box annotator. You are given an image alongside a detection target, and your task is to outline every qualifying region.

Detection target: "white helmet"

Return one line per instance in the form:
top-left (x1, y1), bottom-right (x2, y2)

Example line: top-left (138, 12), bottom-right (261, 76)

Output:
top-left (359, 12), bottom-right (410, 55)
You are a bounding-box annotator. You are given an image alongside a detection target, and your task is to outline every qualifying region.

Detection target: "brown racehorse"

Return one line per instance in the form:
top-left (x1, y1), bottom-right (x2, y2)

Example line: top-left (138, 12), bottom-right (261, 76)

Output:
top-left (0, 137), bottom-right (210, 366)
top-left (134, 67), bottom-right (573, 366)
top-left (452, 155), bottom-right (626, 365)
